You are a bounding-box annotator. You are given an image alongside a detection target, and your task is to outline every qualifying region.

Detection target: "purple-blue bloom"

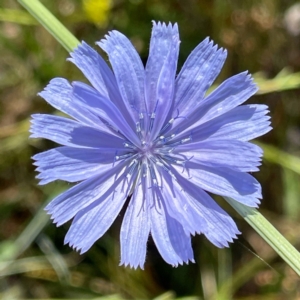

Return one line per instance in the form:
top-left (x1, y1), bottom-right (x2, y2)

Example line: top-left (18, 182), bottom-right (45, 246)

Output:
top-left (31, 22), bottom-right (271, 269)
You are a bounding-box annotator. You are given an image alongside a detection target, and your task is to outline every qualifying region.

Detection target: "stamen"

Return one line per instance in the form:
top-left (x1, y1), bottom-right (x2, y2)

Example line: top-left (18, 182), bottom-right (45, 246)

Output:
top-left (127, 159), bottom-right (138, 178)
top-left (159, 160), bottom-right (177, 181)
top-left (148, 163), bottom-right (158, 187)
top-left (142, 162), bottom-right (148, 178)
top-left (136, 121), bottom-right (143, 139)
top-left (166, 140), bottom-right (181, 147)
top-left (149, 156), bottom-right (158, 165)
top-left (139, 112), bottom-right (144, 132)
top-left (153, 132), bottom-right (176, 145)
top-left (148, 100), bottom-right (159, 133)
top-left (160, 118), bottom-right (174, 132)
top-left (162, 133), bottom-right (176, 143)
top-left (115, 153), bottom-right (132, 161)
top-left (181, 137), bottom-right (192, 144)
top-left (160, 109), bottom-right (187, 134)
top-left (122, 164), bottom-right (138, 195)
top-left (136, 121), bottom-right (141, 133)
top-left (154, 147), bottom-right (174, 155)
top-left (148, 112), bottom-right (155, 132)
top-left (167, 132), bottom-right (193, 147)
top-left (181, 155), bottom-right (194, 173)
top-left (173, 109), bottom-right (188, 122)
top-left (123, 142), bottom-right (136, 150)
top-left (162, 155), bottom-right (180, 164)
top-left (113, 151), bottom-right (117, 167)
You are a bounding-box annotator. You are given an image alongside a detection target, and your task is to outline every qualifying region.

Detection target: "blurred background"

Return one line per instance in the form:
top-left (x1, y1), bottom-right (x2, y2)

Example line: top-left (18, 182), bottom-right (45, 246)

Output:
top-left (0, 0), bottom-right (300, 299)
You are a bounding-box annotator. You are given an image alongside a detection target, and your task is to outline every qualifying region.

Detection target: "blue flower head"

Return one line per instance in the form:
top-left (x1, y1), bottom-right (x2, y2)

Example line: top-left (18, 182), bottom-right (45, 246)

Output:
top-left (31, 22), bottom-right (271, 269)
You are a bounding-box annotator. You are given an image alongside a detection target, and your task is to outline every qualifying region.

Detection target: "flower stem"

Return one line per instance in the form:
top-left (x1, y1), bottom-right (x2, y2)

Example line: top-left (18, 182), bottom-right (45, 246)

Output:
top-left (17, 0), bottom-right (80, 52)
top-left (225, 197), bottom-right (300, 276)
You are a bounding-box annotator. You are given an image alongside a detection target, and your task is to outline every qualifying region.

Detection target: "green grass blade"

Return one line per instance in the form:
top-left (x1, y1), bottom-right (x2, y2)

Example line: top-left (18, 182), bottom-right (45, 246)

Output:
top-left (258, 142), bottom-right (300, 175)
top-left (17, 0), bottom-right (79, 52)
top-left (224, 197), bottom-right (300, 276)
top-left (255, 69), bottom-right (300, 94)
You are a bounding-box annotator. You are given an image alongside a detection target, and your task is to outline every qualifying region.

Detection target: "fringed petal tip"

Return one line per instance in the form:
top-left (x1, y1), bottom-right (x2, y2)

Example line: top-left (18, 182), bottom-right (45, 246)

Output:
top-left (64, 240), bottom-right (88, 255)
top-left (151, 20), bottom-right (179, 34)
top-left (197, 36), bottom-right (227, 53)
top-left (252, 196), bottom-right (261, 206)
top-left (34, 175), bottom-right (51, 186)
top-left (207, 227), bottom-right (241, 249)
top-left (44, 202), bottom-right (69, 227)
top-left (119, 255), bottom-right (195, 270)
top-left (64, 235), bottom-right (95, 255)
top-left (29, 114), bottom-right (39, 126)
top-left (119, 261), bottom-right (145, 270)
top-left (38, 77), bottom-right (71, 96)
top-left (29, 125), bottom-right (42, 139)
top-left (207, 225), bottom-right (241, 248)
top-left (171, 257), bottom-right (196, 268)
top-left (45, 212), bottom-right (71, 229)
top-left (219, 236), bottom-right (239, 249)
top-left (242, 70), bottom-right (258, 86)
top-left (29, 114), bottom-right (43, 136)
top-left (68, 41), bottom-right (92, 63)
top-left (46, 212), bottom-right (63, 227)
top-left (97, 30), bottom-right (121, 50)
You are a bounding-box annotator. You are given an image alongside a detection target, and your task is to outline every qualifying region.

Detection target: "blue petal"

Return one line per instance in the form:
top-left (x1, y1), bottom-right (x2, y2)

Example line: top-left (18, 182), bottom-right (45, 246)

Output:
top-left (175, 140), bottom-right (263, 172)
top-left (69, 42), bottom-right (112, 98)
top-left (145, 22), bottom-right (179, 113)
top-left (69, 42), bottom-right (135, 128)
top-left (174, 38), bottom-right (227, 117)
top-left (170, 104), bottom-right (271, 144)
top-left (200, 104), bottom-right (271, 142)
top-left (33, 146), bottom-right (122, 184)
top-left (45, 162), bottom-right (127, 226)
top-left (98, 30), bottom-right (146, 121)
top-left (150, 200), bottom-right (194, 266)
top-left (172, 171), bottom-right (240, 247)
top-left (159, 170), bottom-right (206, 235)
top-left (171, 72), bottom-right (258, 134)
top-left (39, 78), bottom-right (109, 130)
top-left (175, 163), bottom-right (261, 207)
top-left (72, 82), bottom-right (140, 146)
top-left (148, 24), bottom-right (180, 141)
top-left (64, 169), bottom-right (134, 254)
top-left (30, 114), bottom-right (126, 149)
top-left (154, 164), bottom-right (240, 246)
top-left (200, 72), bottom-right (258, 123)
top-left (120, 178), bottom-right (150, 269)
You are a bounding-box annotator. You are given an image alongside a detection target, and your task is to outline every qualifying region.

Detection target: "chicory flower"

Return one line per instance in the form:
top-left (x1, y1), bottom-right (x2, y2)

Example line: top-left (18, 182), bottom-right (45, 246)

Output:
top-left (31, 22), bottom-right (271, 268)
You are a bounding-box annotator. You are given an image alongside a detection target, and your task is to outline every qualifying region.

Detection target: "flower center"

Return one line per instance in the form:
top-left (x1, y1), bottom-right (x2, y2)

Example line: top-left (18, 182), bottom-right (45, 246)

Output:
top-left (138, 142), bottom-right (154, 158)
